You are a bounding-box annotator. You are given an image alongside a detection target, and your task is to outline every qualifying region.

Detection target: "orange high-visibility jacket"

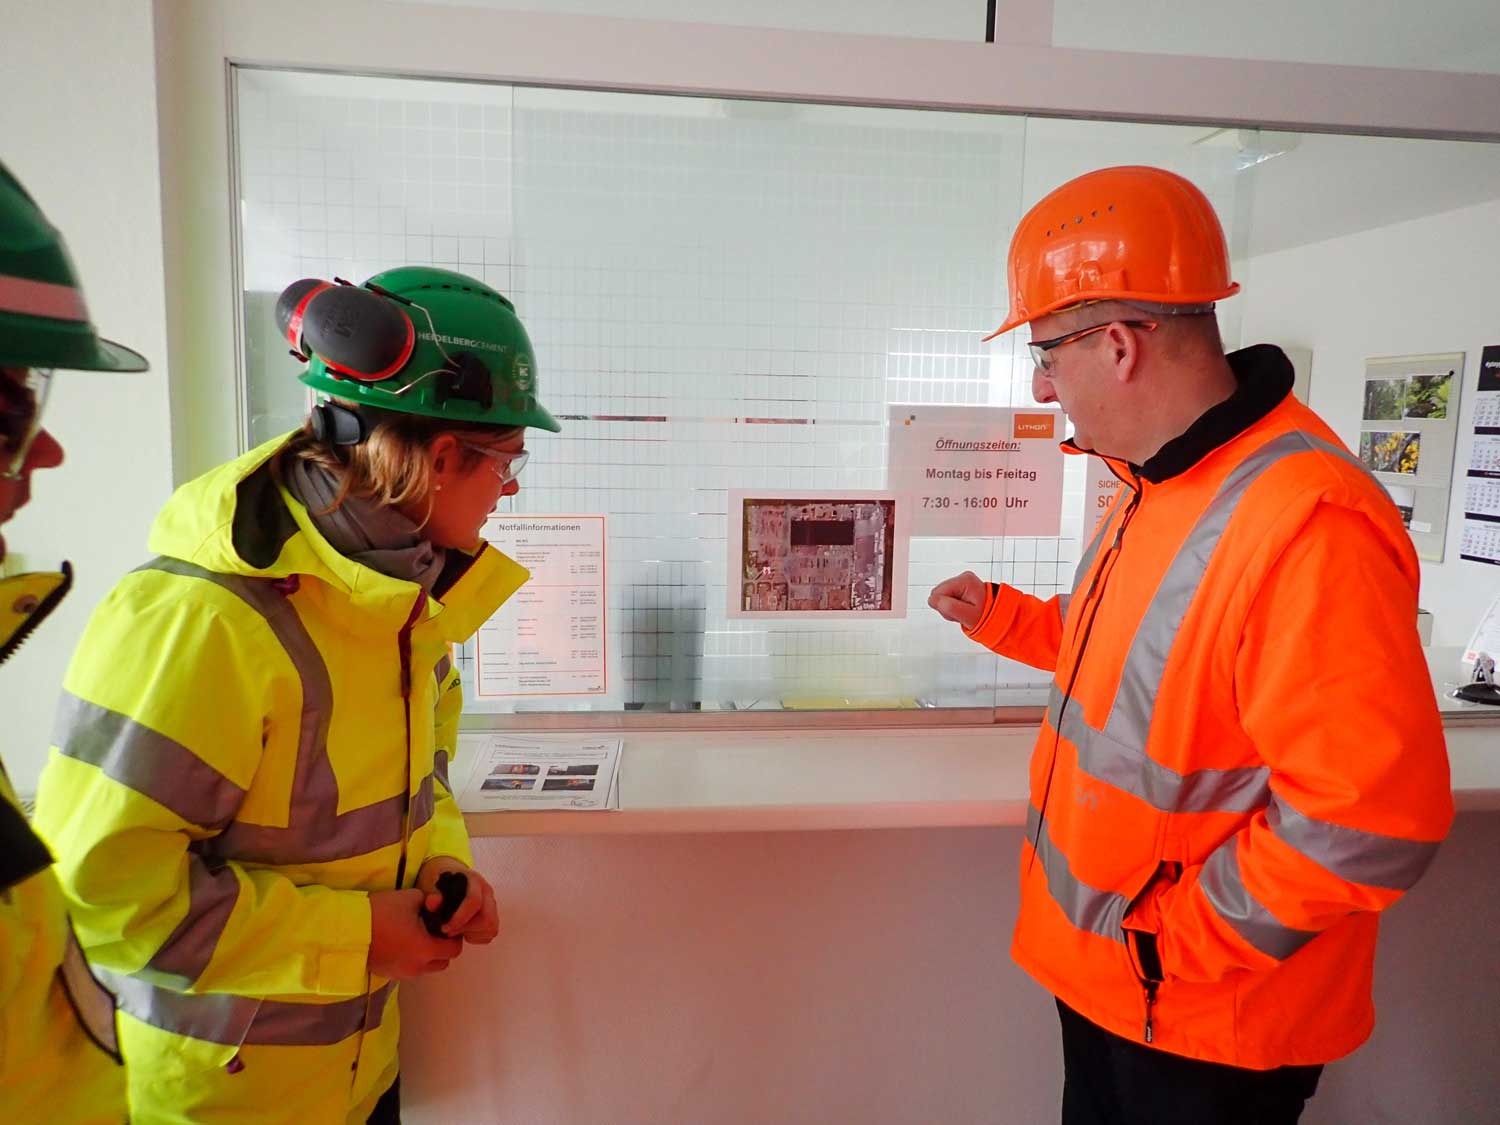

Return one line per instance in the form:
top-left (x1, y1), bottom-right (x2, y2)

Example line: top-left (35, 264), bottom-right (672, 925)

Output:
top-left (967, 346), bottom-right (1453, 1070)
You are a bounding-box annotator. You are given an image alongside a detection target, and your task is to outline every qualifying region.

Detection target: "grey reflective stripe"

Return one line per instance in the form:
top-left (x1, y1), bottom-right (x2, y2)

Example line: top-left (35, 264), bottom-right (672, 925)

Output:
top-left (410, 772), bottom-right (436, 832)
top-left (143, 856), bottom-right (242, 988)
top-left (103, 968), bottom-right (395, 1047)
top-left (1026, 805), bottom-right (1128, 944)
top-left (138, 558), bottom-right (406, 865)
top-left (1105, 431), bottom-right (1363, 753)
top-left (1048, 684), bottom-right (1270, 814)
top-left (1057, 593), bottom-right (1072, 620)
top-left (1201, 838), bottom-right (1320, 961)
top-left (53, 691), bottom-right (245, 829)
top-left (1268, 796), bottom-right (1440, 891)
top-left (101, 966), bottom-right (258, 1045)
top-left (213, 793), bottom-right (407, 866)
top-left (1052, 431), bottom-right (1367, 814)
top-left (1072, 487), bottom-right (1128, 594)
top-left (139, 560), bottom-right (340, 831)
top-left (433, 750), bottom-right (451, 793)
top-left (127, 558), bottom-right (461, 866)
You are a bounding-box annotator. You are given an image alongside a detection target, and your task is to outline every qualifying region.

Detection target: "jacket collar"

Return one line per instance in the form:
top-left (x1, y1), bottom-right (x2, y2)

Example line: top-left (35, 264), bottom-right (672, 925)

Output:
top-left (1062, 344), bottom-right (1295, 484)
top-left (149, 432), bottom-right (530, 637)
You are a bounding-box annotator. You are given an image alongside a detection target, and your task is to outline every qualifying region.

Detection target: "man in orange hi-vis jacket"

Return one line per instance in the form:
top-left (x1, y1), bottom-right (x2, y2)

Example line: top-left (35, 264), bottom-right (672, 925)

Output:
top-left (930, 165), bottom-right (1453, 1125)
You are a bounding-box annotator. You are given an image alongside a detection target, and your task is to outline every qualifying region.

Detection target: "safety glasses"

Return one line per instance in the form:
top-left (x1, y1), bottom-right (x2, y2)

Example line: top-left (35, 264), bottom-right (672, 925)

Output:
top-left (460, 442), bottom-right (529, 486)
top-left (1028, 320), bottom-right (1157, 371)
top-left (0, 367), bottom-right (54, 480)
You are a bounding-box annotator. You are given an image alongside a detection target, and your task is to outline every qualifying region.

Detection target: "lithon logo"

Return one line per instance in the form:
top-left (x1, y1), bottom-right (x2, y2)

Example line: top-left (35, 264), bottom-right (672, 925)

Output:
top-left (1012, 413), bottom-right (1056, 439)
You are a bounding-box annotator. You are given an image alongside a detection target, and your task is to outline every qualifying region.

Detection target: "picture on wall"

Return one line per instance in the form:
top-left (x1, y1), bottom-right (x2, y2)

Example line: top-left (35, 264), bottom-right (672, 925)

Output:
top-left (726, 490), bottom-right (909, 619)
top-left (1361, 352), bottom-right (1465, 563)
top-left (1362, 377), bottom-right (1406, 421)
top-left (1403, 373), bottom-right (1452, 419)
top-left (1359, 431), bottom-right (1421, 475)
top-left (1361, 373), bottom-right (1453, 424)
top-left (1385, 484), bottom-right (1417, 529)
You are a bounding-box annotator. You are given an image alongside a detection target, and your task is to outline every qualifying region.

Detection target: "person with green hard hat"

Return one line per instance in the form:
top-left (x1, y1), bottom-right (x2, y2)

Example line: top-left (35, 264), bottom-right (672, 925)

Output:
top-left (33, 266), bottom-right (560, 1123)
top-left (0, 160), bottom-right (148, 1123)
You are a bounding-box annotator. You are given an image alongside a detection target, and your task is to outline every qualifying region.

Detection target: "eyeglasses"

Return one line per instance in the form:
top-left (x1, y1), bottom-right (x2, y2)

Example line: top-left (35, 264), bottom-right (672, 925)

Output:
top-left (461, 442), bottom-right (529, 486)
top-left (1027, 320), bottom-right (1157, 371)
top-left (0, 368), bottom-right (54, 480)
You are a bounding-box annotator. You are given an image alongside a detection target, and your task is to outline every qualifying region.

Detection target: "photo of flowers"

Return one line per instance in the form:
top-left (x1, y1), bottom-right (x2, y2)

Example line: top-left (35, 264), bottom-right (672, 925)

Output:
top-left (1359, 430), bottom-right (1421, 475)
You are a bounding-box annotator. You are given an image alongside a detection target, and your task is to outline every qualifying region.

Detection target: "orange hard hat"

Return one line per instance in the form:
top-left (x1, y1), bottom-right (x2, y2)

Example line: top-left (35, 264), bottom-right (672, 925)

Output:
top-left (984, 165), bottom-right (1239, 340)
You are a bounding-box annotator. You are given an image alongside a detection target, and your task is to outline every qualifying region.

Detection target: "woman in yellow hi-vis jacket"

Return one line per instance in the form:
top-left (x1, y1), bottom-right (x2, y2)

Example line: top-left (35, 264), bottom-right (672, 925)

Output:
top-left (0, 162), bottom-right (149, 1125)
top-left (34, 267), bottom-right (561, 1123)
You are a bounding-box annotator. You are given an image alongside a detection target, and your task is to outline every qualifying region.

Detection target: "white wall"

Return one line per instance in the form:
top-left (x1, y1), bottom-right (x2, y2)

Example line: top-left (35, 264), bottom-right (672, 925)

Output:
top-left (0, 0), bottom-right (176, 792)
top-left (1240, 195), bottom-right (1500, 647)
top-left (399, 816), bottom-right (1500, 1124)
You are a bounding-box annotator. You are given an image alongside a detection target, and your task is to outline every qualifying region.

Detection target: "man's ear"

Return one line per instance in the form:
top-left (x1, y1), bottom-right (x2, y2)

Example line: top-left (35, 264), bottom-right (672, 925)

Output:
top-left (1105, 321), bottom-right (1144, 384)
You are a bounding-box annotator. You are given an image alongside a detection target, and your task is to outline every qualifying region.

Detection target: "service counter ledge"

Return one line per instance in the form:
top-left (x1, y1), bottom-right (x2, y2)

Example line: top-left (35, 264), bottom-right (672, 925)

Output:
top-left (455, 646), bottom-right (1500, 838)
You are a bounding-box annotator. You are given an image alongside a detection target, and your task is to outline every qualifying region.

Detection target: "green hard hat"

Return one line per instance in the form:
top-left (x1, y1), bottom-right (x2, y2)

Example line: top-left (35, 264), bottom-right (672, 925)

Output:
top-left (0, 162), bottom-right (148, 373)
top-left (292, 266), bottom-right (560, 432)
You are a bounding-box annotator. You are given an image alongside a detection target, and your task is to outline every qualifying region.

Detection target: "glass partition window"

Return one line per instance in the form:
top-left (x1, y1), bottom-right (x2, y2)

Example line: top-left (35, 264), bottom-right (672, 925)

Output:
top-left (237, 69), bottom-right (1500, 714)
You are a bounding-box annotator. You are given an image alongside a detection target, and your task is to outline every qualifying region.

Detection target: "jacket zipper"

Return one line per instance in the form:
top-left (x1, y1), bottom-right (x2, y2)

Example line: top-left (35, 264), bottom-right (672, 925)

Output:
top-left (392, 590), bottom-right (427, 891)
top-left (1142, 979), bottom-right (1159, 1044)
top-left (1128, 927), bottom-right (1164, 1044)
top-left (353, 591), bottom-right (429, 1092)
top-left (1094, 473), bottom-right (1169, 1045)
top-left (1028, 471), bottom-right (1144, 871)
top-left (1124, 861), bottom-right (1174, 1045)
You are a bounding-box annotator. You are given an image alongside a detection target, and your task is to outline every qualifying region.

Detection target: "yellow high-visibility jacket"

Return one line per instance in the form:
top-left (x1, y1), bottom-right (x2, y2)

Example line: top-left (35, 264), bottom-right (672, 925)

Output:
top-left (34, 434), bottom-right (528, 1123)
top-left (2, 758), bottom-right (124, 1125)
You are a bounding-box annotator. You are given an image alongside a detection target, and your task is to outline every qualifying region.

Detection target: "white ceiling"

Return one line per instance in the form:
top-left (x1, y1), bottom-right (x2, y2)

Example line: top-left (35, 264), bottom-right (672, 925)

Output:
top-left (403, 0), bottom-right (1500, 73)
top-left (1052, 0), bottom-right (1500, 75)
top-left (332, 4), bottom-right (1500, 255)
top-left (399, 0), bottom-right (982, 41)
top-left (1238, 132), bottom-right (1500, 257)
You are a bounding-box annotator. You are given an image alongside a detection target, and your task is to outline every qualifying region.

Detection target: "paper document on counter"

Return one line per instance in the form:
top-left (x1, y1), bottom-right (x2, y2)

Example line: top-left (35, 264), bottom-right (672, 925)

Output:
top-left (457, 734), bottom-right (622, 812)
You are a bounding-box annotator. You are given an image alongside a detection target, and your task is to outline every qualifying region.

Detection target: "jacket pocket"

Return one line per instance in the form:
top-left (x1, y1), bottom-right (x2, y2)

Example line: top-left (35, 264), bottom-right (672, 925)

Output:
top-left (113, 976), bottom-right (262, 1080)
top-left (1121, 861), bottom-right (1180, 1043)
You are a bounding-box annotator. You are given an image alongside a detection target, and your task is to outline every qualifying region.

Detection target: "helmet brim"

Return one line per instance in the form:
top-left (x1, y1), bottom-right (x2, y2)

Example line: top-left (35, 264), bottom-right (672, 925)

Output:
top-left (982, 282), bottom-right (1241, 343)
top-left (77, 336), bottom-right (150, 373)
top-left (524, 401), bottom-right (563, 434)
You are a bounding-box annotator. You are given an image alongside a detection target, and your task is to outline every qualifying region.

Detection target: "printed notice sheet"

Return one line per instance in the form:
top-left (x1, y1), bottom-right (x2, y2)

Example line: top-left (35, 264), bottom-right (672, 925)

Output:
top-left (475, 515), bottom-right (607, 696)
top-left (457, 734), bottom-right (622, 811)
top-left (887, 406), bottom-right (1064, 538)
top-left (1084, 466), bottom-right (1125, 542)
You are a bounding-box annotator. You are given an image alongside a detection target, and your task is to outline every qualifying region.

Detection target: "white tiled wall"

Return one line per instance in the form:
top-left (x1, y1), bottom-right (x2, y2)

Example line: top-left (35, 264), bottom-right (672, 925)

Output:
top-left (235, 69), bottom-right (1244, 710)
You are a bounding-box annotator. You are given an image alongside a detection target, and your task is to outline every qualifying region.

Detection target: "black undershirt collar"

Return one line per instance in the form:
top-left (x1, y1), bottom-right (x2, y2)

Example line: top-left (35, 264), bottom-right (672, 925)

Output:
top-left (1134, 344), bottom-right (1295, 483)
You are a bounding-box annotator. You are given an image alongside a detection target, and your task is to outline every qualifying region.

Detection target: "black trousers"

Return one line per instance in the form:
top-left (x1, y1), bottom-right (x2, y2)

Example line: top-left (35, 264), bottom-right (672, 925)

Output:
top-left (1057, 1001), bottom-right (1323, 1125)
top-left (367, 1076), bottom-right (401, 1125)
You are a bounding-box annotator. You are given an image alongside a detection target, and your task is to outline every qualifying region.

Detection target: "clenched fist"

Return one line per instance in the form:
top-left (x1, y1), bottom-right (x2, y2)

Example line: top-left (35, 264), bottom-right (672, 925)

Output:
top-left (928, 571), bottom-right (988, 631)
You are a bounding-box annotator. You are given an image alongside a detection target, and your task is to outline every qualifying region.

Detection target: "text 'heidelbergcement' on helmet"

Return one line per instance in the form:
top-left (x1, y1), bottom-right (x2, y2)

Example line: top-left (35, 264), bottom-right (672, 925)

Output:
top-left (276, 265), bottom-right (560, 433)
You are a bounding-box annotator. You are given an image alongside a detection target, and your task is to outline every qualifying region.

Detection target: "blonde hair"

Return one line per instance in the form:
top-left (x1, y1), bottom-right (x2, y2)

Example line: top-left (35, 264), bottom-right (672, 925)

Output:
top-left (273, 404), bottom-right (521, 518)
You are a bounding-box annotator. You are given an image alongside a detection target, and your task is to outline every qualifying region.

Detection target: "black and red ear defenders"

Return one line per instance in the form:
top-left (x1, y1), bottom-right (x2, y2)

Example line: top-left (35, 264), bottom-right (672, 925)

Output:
top-left (275, 278), bottom-right (498, 445)
top-left (275, 277), bottom-right (416, 383)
